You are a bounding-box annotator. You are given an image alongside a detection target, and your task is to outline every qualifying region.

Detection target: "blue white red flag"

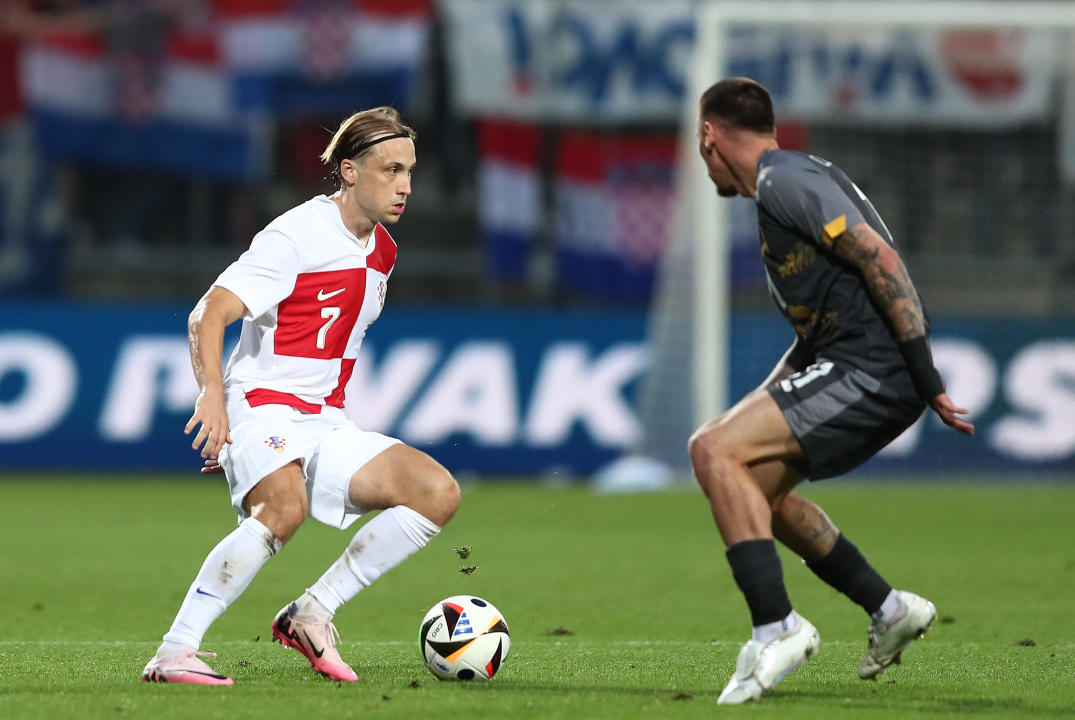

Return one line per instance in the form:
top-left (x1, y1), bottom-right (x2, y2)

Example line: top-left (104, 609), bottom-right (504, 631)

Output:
top-left (21, 28), bottom-right (254, 180)
top-left (216, 0), bottom-right (431, 115)
top-left (554, 131), bottom-right (677, 302)
top-left (477, 119), bottom-right (541, 280)
top-left (18, 1), bottom-right (432, 180)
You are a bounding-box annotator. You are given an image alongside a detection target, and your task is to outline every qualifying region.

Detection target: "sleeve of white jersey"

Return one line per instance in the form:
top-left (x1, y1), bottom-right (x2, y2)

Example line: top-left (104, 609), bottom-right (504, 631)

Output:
top-left (213, 228), bottom-right (301, 319)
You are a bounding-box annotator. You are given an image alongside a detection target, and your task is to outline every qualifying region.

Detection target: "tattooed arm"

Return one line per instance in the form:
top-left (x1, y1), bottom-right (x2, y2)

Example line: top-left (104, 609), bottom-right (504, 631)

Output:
top-left (830, 222), bottom-right (927, 342)
top-left (831, 221), bottom-right (974, 435)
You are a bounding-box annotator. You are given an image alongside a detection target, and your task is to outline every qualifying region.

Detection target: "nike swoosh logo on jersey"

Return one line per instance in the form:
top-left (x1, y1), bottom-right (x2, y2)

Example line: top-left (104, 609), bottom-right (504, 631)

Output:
top-left (317, 288), bottom-right (345, 301)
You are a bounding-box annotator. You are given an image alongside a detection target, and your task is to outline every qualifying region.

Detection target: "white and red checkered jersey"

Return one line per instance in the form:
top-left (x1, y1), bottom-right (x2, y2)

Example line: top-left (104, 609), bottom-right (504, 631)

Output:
top-left (214, 194), bottom-right (397, 413)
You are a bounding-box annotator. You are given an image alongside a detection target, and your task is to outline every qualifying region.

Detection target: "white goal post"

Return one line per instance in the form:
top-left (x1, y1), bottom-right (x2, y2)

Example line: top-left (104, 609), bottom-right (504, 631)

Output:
top-left (682, 0), bottom-right (1075, 427)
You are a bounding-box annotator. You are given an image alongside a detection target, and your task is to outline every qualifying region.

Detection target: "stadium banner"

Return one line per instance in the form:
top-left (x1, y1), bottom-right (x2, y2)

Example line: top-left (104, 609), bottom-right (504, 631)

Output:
top-left (440, 0), bottom-right (1053, 125)
top-left (0, 302), bottom-right (1071, 476)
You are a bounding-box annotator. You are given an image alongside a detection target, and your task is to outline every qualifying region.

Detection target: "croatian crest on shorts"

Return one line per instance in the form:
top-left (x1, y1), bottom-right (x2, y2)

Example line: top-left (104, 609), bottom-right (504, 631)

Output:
top-left (264, 436), bottom-right (287, 453)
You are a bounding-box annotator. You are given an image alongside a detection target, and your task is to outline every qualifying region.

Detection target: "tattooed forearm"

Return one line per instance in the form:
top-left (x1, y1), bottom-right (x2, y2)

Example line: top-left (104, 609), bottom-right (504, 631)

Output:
top-left (833, 223), bottom-right (926, 341)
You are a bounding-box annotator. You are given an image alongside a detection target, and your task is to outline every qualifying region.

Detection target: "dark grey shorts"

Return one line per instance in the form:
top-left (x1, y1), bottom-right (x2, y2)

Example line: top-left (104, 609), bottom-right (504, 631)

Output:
top-left (766, 359), bottom-right (925, 480)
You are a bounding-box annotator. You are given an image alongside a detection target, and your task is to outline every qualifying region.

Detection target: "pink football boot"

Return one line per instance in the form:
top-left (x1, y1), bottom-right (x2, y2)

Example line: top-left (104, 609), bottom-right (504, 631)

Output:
top-left (272, 602), bottom-right (359, 682)
top-left (141, 649), bottom-right (233, 685)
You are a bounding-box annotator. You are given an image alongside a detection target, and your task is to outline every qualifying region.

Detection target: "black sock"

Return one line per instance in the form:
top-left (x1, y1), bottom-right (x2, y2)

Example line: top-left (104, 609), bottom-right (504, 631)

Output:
top-left (805, 534), bottom-right (892, 616)
top-left (725, 539), bottom-right (793, 626)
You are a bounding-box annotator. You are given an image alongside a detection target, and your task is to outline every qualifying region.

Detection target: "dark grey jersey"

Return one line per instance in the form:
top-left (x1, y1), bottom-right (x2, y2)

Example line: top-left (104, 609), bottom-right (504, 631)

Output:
top-left (754, 149), bottom-right (918, 376)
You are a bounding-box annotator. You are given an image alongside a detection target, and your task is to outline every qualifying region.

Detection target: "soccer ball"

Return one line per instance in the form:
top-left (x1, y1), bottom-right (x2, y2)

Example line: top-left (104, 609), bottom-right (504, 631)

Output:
top-left (419, 595), bottom-right (510, 681)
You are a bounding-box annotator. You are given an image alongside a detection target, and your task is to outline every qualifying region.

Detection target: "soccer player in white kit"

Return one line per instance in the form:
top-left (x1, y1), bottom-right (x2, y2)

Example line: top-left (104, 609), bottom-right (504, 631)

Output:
top-left (141, 107), bottom-right (460, 685)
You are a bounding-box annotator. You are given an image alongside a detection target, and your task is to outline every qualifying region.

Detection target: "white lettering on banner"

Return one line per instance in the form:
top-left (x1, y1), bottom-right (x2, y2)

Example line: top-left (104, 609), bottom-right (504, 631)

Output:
top-left (15, 325), bottom-right (1066, 467)
top-left (99, 337), bottom-right (198, 441)
top-left (525, 342), bottom-right (647, 447)
top-left (0, 333), bottom-right (77, 441)
top-left (401, 342), bottom-right (519, 445)
top-left (731, 28), bottom-right (1052, 125)
top-left (442, 0), bottom-right (1052, 124)
top-left (990, 341), bottom-right (1075, 460)
top-left (344, 340), bottom-right (440, 432)
top-left (882, 339), bottom-right (997, 456)
top-left (443, 0), bottom-right (695, 121)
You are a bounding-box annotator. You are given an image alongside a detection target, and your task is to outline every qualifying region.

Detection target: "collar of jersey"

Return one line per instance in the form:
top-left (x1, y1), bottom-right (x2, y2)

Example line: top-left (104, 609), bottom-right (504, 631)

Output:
top-left (315, 194), bottom-right (377, 255)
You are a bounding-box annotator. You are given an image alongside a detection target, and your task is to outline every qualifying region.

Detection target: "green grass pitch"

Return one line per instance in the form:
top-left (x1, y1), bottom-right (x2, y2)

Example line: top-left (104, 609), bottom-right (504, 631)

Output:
top-left (1, 475), bottom-right (1073, 719)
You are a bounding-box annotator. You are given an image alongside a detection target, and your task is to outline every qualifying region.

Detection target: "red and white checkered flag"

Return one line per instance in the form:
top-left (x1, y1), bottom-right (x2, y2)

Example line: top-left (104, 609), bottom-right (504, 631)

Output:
top-left (300, 5), bottom-right (355, 81)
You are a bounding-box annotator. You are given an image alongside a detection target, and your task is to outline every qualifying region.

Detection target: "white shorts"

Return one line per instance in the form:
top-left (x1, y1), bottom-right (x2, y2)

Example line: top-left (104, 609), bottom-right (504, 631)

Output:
top-left (219, 400), bottom-right (401, 530)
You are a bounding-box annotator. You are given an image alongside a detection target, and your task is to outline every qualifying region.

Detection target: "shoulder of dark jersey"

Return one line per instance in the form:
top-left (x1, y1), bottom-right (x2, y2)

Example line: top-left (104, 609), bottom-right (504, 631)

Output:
top-left (756, 150), bottom-right (837, 206)
top-left (757, 149), bottom-right (828, 185)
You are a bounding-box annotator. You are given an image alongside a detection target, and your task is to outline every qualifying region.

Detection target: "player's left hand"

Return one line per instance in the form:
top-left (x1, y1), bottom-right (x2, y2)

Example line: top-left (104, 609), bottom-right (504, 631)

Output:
top-left (200, 458), bottom-right (225, 474)
top-left (930, 393), bottom-right (975, 436)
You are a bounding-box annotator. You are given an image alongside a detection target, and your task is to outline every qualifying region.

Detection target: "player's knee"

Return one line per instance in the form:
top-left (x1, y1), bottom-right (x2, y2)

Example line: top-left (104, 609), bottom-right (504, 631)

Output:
top-left (688, 425), bottom-right (746, 498)
top-left (687, 424), bottom-right (734, 472)
top-left (425, 468), bottom-right (460, 527)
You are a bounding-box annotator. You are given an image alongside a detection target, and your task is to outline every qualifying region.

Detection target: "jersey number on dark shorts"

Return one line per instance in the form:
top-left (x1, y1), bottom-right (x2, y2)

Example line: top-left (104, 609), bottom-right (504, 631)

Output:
top-left (778, 361), bottom-right (835, 393)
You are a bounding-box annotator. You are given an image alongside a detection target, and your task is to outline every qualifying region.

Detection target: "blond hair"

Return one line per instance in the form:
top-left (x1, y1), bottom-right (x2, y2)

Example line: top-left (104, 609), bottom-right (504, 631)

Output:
top-left (321, 106), bottom-right (416, 184)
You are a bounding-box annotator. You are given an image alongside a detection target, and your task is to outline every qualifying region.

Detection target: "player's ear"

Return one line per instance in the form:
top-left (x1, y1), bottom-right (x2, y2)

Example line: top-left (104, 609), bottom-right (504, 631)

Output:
top-left (339, 158), bottom-right (357, 186)
top-left (701, 121), bottom-right (716, 152)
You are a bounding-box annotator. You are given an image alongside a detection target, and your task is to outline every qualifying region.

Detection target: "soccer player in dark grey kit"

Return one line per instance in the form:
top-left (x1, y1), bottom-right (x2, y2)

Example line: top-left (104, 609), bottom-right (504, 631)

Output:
top-left (688, 77), bottom-right (975, 705)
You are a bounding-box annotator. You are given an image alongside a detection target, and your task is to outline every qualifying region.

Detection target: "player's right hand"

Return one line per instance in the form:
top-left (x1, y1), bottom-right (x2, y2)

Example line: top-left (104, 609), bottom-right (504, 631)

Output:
top-left (185, 387), bottom-right (232, 459)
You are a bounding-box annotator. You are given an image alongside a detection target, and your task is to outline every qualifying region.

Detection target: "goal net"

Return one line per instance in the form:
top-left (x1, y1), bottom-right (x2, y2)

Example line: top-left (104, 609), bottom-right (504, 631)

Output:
top-left (627, 1), bottom-right (1075, 482)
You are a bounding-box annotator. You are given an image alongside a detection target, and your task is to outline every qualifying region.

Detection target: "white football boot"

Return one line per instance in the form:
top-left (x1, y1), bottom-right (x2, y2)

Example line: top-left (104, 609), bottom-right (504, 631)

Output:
top-left (717, 613), bottom-right (820, 705)
top-left (858, 590), bottom-right (936, 680)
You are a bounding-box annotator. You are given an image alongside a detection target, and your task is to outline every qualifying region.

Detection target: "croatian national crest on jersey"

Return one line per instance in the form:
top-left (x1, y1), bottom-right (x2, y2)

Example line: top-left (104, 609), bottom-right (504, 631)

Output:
top-left (264, 436), bottom-right (287, 453)
top-left (377, 279), bottom-right (387, 309)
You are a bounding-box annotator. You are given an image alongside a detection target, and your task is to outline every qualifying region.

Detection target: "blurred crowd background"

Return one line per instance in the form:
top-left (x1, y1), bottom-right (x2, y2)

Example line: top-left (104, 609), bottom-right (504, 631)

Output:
top-left (3, 0), bottom-right (1073, 313)
top-left (1, 0), bottom-right (481, 302)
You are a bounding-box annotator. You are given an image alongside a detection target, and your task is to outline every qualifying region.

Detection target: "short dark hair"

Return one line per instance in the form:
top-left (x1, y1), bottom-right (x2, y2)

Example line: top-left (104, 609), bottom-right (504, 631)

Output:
top-left (699, 77), bottom-right (775, 134)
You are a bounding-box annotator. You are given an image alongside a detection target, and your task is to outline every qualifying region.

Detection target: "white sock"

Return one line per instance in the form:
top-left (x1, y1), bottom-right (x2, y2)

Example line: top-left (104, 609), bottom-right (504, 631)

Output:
top-left (752, 609), bottom-right (798, 644)
top-left (305, 505), bottom-right (440, 616)
top-left (158, 518), bottom-right (281, 654)
top-left (873, 589), bottom-right (902, 623)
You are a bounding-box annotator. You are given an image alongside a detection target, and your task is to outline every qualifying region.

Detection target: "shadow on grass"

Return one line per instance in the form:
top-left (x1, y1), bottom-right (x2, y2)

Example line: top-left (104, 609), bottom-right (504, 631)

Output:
top-left (445, 679), bottom-right (1064, 718)
top-left (778, 686), bottom-right (1047, 716)
top-left (447, 679), bottom-right (716, 701)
